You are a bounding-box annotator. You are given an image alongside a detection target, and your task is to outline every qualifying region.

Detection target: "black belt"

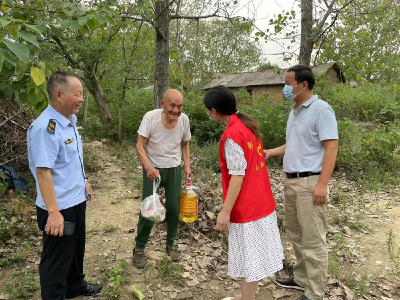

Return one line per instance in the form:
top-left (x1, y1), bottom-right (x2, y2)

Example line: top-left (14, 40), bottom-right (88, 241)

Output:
top-left (285, 172), bottom-right (321, 179)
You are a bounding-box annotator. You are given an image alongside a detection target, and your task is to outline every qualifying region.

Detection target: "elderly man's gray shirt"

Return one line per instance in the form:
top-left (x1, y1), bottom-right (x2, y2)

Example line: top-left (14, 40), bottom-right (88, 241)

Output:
top-left (283, 95), bottom-right (338, 173)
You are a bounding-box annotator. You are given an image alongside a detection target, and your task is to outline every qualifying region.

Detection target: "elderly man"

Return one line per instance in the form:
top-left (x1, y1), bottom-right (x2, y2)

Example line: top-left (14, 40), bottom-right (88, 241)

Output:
top-left (265, 65), bottom-right (339, 300)
top-left (133, 89), bottom-right (192, 268)
top-left (27, 71), bottom-right (102, 299)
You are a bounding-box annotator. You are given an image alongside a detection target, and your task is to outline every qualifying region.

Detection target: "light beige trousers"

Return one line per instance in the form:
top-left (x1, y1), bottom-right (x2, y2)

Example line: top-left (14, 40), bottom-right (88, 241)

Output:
top-left (284, 175), bottom-right (328, 300)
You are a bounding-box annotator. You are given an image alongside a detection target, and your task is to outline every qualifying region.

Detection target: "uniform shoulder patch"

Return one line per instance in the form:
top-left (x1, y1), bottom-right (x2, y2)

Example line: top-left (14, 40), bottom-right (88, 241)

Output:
top-left (65, 138), bottom-right (74, 144)
top-left (47, 119), bottom-right (56, 134)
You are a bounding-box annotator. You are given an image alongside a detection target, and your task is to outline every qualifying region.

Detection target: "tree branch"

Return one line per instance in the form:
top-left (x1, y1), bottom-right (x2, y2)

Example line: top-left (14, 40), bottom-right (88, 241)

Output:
top-left (315, 0), bottom-right (338, 37)
top-left (0, 108), bottom-right (26, 128)
top-left (52, 34), bottom-right (79, 69)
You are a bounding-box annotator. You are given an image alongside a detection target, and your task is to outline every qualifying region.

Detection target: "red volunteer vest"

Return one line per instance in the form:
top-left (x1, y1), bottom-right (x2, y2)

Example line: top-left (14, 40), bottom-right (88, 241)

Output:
top-left (219, 115), bottom-right (276, 223)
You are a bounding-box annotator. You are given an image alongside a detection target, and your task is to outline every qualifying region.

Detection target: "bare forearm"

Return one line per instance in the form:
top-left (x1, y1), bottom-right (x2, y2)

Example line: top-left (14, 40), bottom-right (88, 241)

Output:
top-left (36, 169), bottom-right (59, 214)
top-left (136, 145), bottom-right (152, 170)
top-left (270, 144), bottom-right (286, 157)
top-left (181, 142), bottom-right (190, 168)
top-left (319, 147), bottom-right (338, 185)
top-left (222, 175), bottom-right (244, 214)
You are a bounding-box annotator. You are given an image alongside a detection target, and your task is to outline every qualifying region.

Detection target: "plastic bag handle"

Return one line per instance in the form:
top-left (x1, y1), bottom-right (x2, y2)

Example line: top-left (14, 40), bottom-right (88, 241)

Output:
top-left (153, 176), bottom-right (161, 195)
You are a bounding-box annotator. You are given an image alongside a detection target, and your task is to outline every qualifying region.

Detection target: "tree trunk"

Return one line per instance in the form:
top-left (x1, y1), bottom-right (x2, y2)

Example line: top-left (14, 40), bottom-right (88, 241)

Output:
top-left (83, 88), bottom-right (89, 127)
top-left (299, 0), bottom-right (314, 66)
top-left (118, 77), bottom-right (128, 143)
top-left (154, 0), bottom-right (170, 108)
top-left (86, 71), bottom-right (113, 129)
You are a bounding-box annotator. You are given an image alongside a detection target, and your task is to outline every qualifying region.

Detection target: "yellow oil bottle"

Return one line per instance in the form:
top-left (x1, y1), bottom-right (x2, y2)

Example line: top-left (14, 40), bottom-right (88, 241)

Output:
top-left (179, 183), bottom-right (198, 223)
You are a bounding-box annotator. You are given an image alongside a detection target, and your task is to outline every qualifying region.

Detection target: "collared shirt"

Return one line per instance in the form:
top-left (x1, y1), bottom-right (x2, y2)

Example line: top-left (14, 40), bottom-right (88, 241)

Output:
top-left (283, 95), bottom-right (338, 173)
top-left (27, 104), bottom-right (87, 210)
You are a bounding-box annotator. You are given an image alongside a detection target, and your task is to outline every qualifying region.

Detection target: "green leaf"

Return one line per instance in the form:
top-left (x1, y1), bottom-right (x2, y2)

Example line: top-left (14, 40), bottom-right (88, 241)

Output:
top-left (78, 16), bottom-right (89, 26)
top-left (36, 1), bottom-right (44, 9)
top-left (19, 91), bottom-right (28, 103)
top-left (93, 14), bottom-right (107, 25)
top-left (45, 62), bottom-right (56, 73)
top-left (0, 80), bottom-right (4, 89)
top-left (12, 80), bottom-right (26, 91)
top-left (0, 48), bottom-right (17, 66)
top-left (50, 26), bottom-right (62, 37)
top-left (86, 19), bottom-right (96, 30)
top-left (0, 52), bottom-right (3, 72)
top-left (137, 0), bottom-right (145, 7)
top-left (35, 99), bottom-right (48, 113)
top-left (28, 88), bottom-right (44, 106)
top-left (16, 62), bottom-right (27, 80)
top-left (131, 285), bottom-right (144, 300)
top-left (31, 67), bottom-right (46, 86)
top-left (41, 53), bottom-right (55, 64)
top-left (26, 24), bottom-right (42, 34)
top-left (0, 33), bottom-right (5, 42)
top-left (4, 85), bottom-right (13, 97)
top-left (7, 24), bottom-right (20, 40)
top-left (19, 30), bottom-right (40, 47)
top-left (5, 0), bottom-right (13, 8)
top-left (5, 42), bottom-right (30, 63)
top-left (0, 17), bottom-right (12, 27)
top-left (36, 21), bottom-right (48, 33)
top-left (61, 19), bottom-right (80, 31)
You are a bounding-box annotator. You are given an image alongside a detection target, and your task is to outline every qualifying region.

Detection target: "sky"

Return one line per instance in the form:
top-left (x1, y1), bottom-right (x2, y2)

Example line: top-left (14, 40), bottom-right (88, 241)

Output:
top-left (233, 0), bottom-right (302, 67)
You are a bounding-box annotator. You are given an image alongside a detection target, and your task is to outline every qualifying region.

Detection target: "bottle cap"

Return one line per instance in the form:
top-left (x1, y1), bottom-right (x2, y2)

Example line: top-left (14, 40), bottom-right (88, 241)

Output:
top-left (186, 183), bottom-right (192, 187)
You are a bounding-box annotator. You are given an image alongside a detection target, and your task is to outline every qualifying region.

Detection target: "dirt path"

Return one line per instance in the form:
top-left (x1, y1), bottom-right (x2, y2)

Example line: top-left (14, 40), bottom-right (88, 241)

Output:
top-left (32, 142), bottom-right (400, 300)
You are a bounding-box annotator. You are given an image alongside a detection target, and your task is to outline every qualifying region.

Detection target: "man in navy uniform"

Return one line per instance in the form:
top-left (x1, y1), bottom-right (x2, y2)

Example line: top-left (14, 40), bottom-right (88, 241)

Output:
top-left (27, 71), bottom-right (102, 299)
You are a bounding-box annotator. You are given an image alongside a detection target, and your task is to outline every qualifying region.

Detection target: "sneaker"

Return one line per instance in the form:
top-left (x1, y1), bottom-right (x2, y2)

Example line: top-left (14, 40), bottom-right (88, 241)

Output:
top-left (132, 248), bottom-right (146, 269)
top-left (297, 296), bottom-right (312, 300)
top-left (166, 245), bottom-right (180, 262)
top-left (274, 277), bottom-right (304, 291)
top-left (66, 283), bottom-right (102, 299)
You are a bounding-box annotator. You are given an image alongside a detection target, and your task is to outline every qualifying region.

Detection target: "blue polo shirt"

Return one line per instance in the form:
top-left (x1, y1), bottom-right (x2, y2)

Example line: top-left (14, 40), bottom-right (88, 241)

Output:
top-left (283, 95), bottom-right (338, 173)
top-left (27, 104), bottom-right (87, 210)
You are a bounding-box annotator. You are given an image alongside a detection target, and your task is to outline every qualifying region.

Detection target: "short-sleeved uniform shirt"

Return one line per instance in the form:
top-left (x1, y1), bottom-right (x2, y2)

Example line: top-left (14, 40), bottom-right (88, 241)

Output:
top-left (137, 109), bottom-right (191, 168)
top-left (283, 95), bottom-right (338, 173)
top-left (27, 104), bottom-right (87, 210)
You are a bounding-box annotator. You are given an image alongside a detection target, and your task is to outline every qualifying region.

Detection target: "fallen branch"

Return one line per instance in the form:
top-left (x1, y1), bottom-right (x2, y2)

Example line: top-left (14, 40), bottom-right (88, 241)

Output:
top-left (0, 154), bottom-right (27, 166)
top-left (0, 108), bottom-right (26, 128)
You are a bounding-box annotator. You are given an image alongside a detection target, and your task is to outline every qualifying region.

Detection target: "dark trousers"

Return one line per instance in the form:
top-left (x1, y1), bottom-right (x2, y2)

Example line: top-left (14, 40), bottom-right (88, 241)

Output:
top-left (135, 166), bottom-right (182, 249)
top-left (37, 201), bottom-right (87, 300)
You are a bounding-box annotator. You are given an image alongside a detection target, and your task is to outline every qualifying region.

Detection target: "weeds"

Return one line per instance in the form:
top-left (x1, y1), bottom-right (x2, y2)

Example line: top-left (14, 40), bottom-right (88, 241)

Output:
top-left (346, 275), bottom-right (370, 296)
top-left (3, 269), bottom-right (40, 299)
top-left (103, 261), bottom-right (128, 299)
top-left (104, 225), bottom-right (119, 233)
top-left (83, 150), bottom-right (104, 173)
top-left (158, 256), bottom-right (185, 286)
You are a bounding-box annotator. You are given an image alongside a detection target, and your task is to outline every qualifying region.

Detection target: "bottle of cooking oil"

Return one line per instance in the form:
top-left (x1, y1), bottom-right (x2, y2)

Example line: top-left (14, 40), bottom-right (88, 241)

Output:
top-left (179, 183), bottom-right (198, 223)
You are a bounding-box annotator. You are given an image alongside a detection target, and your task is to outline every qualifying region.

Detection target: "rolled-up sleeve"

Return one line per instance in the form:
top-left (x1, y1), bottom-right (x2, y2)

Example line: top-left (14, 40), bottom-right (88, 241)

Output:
top-left (29, 127), bottom-right (60, 169)
top-left (224, 138), bottom-right (247, 176)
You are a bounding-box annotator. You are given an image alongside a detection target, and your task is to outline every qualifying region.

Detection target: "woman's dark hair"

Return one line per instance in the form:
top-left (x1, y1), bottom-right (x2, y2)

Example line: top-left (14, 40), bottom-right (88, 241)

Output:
top-left (287, 64), bottom-right (315, 90)
top-left (203, 85), bottom-right (262, 139)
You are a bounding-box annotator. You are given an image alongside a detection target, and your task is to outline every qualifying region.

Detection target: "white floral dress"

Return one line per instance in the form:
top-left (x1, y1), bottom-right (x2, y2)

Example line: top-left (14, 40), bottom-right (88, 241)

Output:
top-left (224, 138), bottom-right (284, 282)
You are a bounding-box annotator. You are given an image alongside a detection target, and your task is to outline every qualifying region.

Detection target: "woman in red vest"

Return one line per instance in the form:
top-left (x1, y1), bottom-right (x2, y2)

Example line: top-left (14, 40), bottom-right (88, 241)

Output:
top-left (204, 85), bottom-right (284, 300)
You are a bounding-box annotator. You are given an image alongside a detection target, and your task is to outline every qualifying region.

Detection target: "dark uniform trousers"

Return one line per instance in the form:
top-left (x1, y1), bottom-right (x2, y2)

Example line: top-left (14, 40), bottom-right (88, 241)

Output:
top-left (37, 201), bottom-right (86, 300)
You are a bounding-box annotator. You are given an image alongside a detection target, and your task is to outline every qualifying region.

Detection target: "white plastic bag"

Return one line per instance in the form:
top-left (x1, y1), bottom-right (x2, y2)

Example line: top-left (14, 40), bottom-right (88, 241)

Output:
top-left (140, 177), bottom-right (166, 222)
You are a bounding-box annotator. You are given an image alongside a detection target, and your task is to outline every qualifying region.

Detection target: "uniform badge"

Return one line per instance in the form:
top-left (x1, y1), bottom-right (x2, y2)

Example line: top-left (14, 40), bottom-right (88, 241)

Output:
top-left (47, 119), bottom-right (56, 134)
top-left (65, 138), bottom-right (74, 144)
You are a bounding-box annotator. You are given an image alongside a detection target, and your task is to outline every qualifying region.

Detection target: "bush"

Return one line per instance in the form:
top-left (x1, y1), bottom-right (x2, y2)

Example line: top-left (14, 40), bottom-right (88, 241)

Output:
top-left (315, 82), bottom-right (400, 123)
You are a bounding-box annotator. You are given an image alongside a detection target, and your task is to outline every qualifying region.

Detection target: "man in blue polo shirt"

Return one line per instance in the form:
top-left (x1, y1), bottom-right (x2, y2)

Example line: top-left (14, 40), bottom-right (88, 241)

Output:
top-left (265, 65), bottom-right (338, 300)
top-left (27, 71), bottom-right (102, 299)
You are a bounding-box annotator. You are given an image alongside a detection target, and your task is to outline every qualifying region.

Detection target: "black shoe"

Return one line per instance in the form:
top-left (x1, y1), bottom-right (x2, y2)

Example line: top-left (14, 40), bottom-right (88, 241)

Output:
top-left (66, 283), bottom-right (102, 299)
top-left (297, 296), bottom-right (312, 300)
top-left (166, 245), bottom-right (180, 262)
top-left (274, 277), bottom-right (304, 291)
top-left (133, 248), bottom-right (146, 269)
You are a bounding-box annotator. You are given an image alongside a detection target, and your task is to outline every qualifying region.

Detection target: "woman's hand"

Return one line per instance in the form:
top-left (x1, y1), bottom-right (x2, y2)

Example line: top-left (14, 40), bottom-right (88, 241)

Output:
top-left (216, 210), bottom-right (230, 231)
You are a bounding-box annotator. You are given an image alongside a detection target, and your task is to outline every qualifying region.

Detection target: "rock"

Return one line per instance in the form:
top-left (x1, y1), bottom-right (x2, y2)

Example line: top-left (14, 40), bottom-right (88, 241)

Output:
top-left (0, 295), bottom-right (10, 300)
top-left (176, 291), bottom-right (193, 300)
